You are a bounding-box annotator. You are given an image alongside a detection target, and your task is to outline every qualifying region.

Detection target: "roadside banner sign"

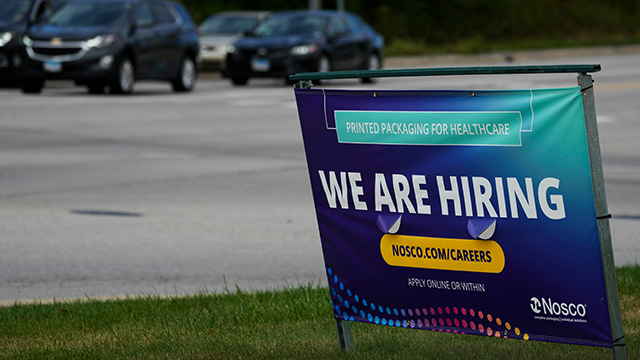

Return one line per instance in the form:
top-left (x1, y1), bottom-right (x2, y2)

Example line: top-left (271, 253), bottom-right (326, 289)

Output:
top-left (292, 67), bottom-right (624, 355)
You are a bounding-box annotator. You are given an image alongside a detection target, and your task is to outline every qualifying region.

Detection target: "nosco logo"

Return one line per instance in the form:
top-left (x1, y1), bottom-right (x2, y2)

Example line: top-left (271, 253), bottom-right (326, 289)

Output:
top-left (530, 297), bottom-right (587, 317)
top-left (530, 297), bottom-right (542, 314)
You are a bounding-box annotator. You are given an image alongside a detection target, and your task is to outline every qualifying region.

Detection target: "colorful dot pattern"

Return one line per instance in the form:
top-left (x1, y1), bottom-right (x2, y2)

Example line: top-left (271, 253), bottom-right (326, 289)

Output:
top-left (327, 267), bottom-right (529, 340)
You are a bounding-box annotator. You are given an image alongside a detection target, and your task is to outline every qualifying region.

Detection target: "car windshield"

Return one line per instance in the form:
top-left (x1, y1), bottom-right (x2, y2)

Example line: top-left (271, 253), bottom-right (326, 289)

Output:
top-left (48, 2), bottom-right (131, 27)
top-left (199, 15), bottom-right (260, 35)
top-left (253, 14), bottom-right (328, 37)
top-left (0, 0), bottom-right (31, 24)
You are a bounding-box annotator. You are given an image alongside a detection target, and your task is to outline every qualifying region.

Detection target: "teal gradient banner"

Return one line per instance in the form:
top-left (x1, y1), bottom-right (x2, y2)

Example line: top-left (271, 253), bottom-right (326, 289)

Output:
top-left (335, 111), bottom-right (522, 146)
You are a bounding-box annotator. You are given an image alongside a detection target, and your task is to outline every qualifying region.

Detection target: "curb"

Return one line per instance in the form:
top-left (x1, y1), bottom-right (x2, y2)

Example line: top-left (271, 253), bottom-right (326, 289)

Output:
top-left (384, 44), bottom-right (640, 69)
top-left (0, 294), bottom-right (177, 308)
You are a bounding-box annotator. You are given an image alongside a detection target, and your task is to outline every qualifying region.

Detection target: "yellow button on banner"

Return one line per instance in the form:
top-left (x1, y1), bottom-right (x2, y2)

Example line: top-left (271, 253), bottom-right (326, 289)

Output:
top-left (380, 234), bottom-right (505, 273)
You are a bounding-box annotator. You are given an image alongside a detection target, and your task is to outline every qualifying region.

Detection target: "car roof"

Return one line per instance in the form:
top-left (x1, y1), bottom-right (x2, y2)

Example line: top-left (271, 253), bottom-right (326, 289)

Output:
top-left (62, 0), bottom-right (165, 3)
top-left (268, 10), bottom-right (344, 17)
top-left (59, 0), bottom-right (189, 8)
top-left (207, 11), bottom-right (270, 18)
top-left (60, 0), bottom-right (137, 4)
top-left (47, 0), bottom-right (67, 6)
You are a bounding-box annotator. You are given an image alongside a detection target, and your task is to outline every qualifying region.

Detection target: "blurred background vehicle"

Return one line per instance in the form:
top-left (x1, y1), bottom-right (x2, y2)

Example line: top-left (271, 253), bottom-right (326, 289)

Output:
top-left (224, 10), bottom-right (384, 86)
top-left (198, 11), bottom-right (268, 73)
top-left (19, 0), bottom-right (200, 94)
top-left (0, 0), bottom-right (65, 86)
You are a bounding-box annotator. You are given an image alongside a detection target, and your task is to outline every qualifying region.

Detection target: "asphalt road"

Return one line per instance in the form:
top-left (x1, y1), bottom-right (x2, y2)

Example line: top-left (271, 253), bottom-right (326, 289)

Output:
top-left (1, 49), bottom-right (639, 302)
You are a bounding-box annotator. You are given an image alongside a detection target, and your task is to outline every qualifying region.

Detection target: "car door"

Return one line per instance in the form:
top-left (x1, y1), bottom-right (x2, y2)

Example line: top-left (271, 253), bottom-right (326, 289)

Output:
top-left (147, 1), bottom-right (182, 77)
top-left (131, 1), bottom-right (158, 78)
top-left (327, 14), bottom-right (367, 71)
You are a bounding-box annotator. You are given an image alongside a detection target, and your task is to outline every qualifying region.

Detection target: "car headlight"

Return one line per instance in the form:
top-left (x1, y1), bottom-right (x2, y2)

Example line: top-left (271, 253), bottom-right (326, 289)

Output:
top-left (0, 32), bottom-right (14, 47)
top-left (226, 44), bottom-right (236, 54)
top-left (291, 44), bottom-right (318, 56)
top-left (85, 34), bottom-right (116, 49)
top-left (22, 35), bottom-right (33, 47)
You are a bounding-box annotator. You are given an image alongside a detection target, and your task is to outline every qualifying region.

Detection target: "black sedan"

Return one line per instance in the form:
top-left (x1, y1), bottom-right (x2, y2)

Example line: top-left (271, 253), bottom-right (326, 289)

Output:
top-left (224, 10), bottom-right (383, 85)
top-left (19, 0), bottom-right (199, 94)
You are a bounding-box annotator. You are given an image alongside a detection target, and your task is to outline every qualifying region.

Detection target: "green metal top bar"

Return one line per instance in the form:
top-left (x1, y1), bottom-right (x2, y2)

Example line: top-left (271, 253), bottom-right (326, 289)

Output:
top-left (289, 64), bottom-right (601, 81)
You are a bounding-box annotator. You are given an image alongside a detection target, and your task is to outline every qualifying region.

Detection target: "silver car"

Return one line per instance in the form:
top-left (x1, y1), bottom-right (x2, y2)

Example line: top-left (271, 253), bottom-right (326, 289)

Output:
top-left (198, 11), bottom-right (268, 72)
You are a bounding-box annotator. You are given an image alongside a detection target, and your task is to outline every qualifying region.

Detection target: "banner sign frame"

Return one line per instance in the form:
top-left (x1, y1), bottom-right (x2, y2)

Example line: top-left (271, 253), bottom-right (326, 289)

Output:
top-left (290, 65), bottom-right (625, 359)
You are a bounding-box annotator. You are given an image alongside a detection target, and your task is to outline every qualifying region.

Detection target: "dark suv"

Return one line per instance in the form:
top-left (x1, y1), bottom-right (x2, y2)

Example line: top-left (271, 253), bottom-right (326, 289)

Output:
top-left (19, 0), bottom-right (199, 94)
top-left (0, 0), bottom-right (65, 86)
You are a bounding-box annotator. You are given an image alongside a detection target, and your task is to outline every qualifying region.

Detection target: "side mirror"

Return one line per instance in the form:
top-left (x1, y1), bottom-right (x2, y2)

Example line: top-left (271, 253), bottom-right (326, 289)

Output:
top-left (32, 0), bottom-right (52, 24)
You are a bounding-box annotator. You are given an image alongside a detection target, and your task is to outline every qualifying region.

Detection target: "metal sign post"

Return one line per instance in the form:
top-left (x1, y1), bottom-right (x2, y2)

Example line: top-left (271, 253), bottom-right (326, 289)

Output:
top-left (289, 65), bottom-right (627, 360)
top-left (578, 72), bottom-right (626, 359)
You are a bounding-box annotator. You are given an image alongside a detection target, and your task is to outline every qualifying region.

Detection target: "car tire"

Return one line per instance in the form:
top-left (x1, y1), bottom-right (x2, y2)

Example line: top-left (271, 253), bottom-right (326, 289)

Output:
top-left (312, 55), bottom-right (331, 85)
top-left (231, 77), bottom-right (248, 86)
top-left (361, 53), bottom-right (381, 83)
top-left (110, 55), bottom-right (135, 94)
top-left (21, 78), bottom-right (44, 94)
top-left (318, 55), bottom-right (331, 73)
top-left (172, 55), bottom-right (197, 92)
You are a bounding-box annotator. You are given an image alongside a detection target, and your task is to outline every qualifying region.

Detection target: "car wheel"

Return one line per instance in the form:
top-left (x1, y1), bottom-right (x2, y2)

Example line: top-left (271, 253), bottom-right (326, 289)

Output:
top-left (21, 78), bottom-right (44, 94)
top-left (231, 77), bottom-right (248, 86)
top-left (318, 55), bottom-right (331, 73)
top-left (312, 55), bottom-right (331, 85)
top-left (172, 55), bottom-right (197, 92)
top-left (361, 53), bottom-right (381, 83)
top-left (110, 55), bottom-right (134, 94)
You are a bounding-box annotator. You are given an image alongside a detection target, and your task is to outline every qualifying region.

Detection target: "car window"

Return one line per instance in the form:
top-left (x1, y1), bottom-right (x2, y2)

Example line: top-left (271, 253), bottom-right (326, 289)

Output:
top-left (329, 15), bottom-right (349, 36)
top-left (135, 3), bottom-right (153, 25)
top-left (349, 13), bottom-right (377, 36)
top-left (345, 14), bottom-right (363, 33)
top-left (170, 2), bottom-right (194, 26)
top-left (152, 2), bottom-right (177, 24)
top-left (254, 14), bottom-right (328, 37)
top-left (34, 1), bottom-right (54, 22)
top-left (0, 0), bottom-right (31, 24)
top-left (200, 16), bottom-right (260, 35)
top-left (49, 2), bottom-right (131, 27)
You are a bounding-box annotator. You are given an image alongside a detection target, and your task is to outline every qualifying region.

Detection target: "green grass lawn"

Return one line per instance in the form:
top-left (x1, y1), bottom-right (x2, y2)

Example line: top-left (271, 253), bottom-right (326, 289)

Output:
top-left (1, 267), bottom-right (638, 359)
